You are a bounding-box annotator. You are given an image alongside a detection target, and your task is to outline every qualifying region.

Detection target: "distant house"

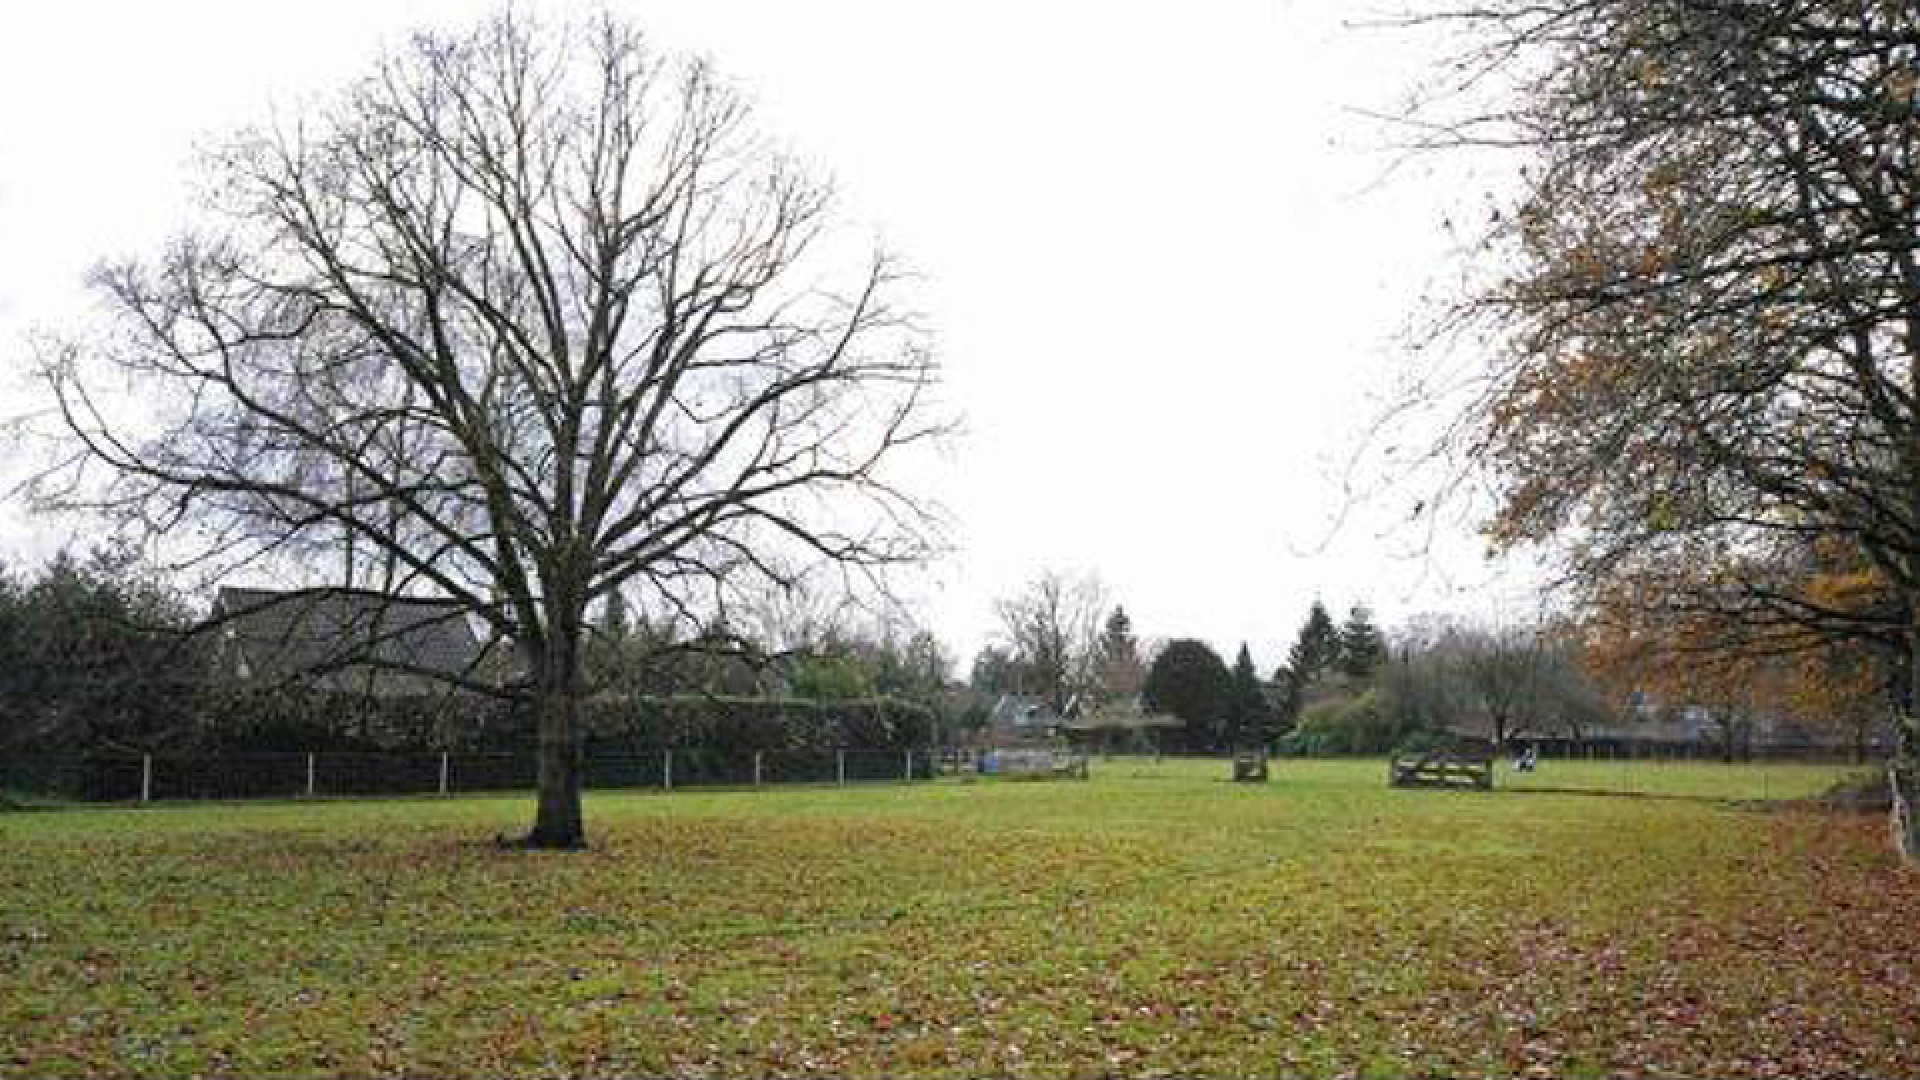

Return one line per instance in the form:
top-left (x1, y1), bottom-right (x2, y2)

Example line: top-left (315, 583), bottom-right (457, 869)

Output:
top-left (1451, 700), bottom-right (1896, 760)
top-left (975, 693), bottom-right (1180, 752)
top-left (211, 586), bottom-right (497, 696)
top-left (976, 694), bottom-right (1070, 746)
top-left (1058, 697), bottom-right (1182, 753)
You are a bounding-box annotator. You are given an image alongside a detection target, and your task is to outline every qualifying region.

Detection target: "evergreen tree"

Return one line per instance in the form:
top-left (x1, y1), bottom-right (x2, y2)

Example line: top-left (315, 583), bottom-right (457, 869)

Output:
top-left (1289, 601), bottom-right (1339, 680)
top-left (585, 590), bottom-right (640, 693)
top-left (1, 546), bottom-right (204, 754)
top-left (1093, 606), bottom-right (1145, 701)
top-left (1276, 601), bottom-right (1340, 719)
top-left (1336, 604), bottom-right (1387, 679)
top-left (1227, 643), bottom-right (1269, 749)
top-left (1268, 661), bottom-right (1299, 733)
top-left (0, 561), bottom-right (25, 752)
top-left (968, 645), bottom-right (1025, 696)
top-left (1142, 639), bottom-right (1233, 752)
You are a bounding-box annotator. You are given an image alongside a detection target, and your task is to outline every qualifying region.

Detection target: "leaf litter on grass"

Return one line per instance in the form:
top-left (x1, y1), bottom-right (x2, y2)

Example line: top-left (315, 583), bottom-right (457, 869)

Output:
top-left (0, 759), bottom-right (1913, 1078)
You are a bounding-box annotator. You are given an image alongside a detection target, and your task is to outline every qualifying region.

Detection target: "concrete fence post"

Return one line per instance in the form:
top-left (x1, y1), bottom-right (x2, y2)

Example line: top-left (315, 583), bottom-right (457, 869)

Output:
top-left (904, 749), bottom-right (913, 782)
top-left (1891, 761), bottom-right (1917, 867)
top-left (837, 749), bottom-right (846, 786)
top-left (664, 749), bottom-right (673, 791)
top-left (753, 751), bottom-right (763, 788)
top-left (140, 754), bottom-right (152, 805)
top-left (306, 753), bottom-right (316, 798)
top-left (438, 752), bottom-right (450, 796)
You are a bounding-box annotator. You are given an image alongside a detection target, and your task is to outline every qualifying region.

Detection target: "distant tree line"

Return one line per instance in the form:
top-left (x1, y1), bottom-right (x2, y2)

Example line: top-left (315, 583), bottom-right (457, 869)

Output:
top-left (1282, 614), bottom-right (1609, 757)
top-left (1139, 601), bottom-right (1398, 754)
top-left (12, 543), bottom-right (1871, 771)
top-left (0, 549), bottom-right (965, 765)
top-left (968, 575), bottom-right (1632, 758)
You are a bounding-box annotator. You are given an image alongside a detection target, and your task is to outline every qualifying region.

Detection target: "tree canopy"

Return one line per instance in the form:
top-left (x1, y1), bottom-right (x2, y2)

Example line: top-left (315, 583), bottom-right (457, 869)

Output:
top-left (1419, 0), bottom-right (1920, 757)
top-left (0, 547), bottom-right (204, 757)
top-left (1142, 638), bottom-right (1233, 751)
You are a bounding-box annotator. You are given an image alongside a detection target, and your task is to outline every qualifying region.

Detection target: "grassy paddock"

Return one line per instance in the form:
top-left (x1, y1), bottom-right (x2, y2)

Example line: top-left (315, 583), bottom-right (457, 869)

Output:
top-left (3, 759), bottom-right (1915, 1078)
top-left (1109, 754), bottom-right (1863, 800)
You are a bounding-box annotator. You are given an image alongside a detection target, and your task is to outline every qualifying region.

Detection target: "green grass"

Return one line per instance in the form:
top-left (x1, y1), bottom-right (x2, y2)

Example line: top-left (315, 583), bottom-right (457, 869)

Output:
top-left (3, 758), bottom-right (1915, 1078)
top-left (1497, 756), bottom-right (1863, 799)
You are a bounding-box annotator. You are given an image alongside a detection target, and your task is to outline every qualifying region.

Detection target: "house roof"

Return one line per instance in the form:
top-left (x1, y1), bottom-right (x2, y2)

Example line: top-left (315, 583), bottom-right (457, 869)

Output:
top-left (1058, 698), bottom-right (1182, 731)
top-left (212, 586), bottom-right (488, 690)
top-left (990, 694), bottom-right (1053, 726)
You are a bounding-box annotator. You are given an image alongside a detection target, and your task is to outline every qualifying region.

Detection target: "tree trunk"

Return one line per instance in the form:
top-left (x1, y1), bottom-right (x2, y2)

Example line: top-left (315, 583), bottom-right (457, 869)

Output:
top-left (1896, 607), bottom-right (1920, 866)
top-left (525, 624), bottom-right (587, 850)
top-left (1897, 418), bottom-right (1920, 861)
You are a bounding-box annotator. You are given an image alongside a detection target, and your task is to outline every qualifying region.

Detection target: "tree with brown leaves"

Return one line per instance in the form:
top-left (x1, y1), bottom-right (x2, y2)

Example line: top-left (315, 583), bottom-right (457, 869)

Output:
top-left (1414, 1), bottom-right (1920, 773)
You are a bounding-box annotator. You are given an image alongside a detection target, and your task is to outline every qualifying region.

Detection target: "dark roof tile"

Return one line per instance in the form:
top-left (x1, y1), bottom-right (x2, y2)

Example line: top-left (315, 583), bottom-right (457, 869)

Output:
top-left (213, 586), bottom-right (485, 688)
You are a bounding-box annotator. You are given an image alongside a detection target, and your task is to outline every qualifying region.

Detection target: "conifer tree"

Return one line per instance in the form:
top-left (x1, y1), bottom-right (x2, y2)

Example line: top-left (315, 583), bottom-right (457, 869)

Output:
top-left (1228, 643), bottom-right (1269, 749)
top-left (1336, 605), bottom-right (1387, 679)
top-left (1271, 602), bottom-right (1341, 722)
top-left (1093, 606), bottom-right (1145, 701)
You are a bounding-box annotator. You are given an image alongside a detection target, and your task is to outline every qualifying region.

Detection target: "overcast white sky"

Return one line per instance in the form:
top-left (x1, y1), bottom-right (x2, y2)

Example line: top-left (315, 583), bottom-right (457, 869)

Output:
top-left (0, 0), bottom-right (1533, 673)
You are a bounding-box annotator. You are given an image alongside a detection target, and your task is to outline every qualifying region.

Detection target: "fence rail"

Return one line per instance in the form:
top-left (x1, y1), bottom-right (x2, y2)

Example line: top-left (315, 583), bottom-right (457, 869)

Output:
top-left (0, 748), bottom-right (941, 805)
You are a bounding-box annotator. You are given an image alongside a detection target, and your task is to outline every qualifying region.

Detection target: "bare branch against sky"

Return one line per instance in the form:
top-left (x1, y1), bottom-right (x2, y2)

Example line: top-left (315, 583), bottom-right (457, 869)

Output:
top-left (0, 1), bottom-right (1519, 669)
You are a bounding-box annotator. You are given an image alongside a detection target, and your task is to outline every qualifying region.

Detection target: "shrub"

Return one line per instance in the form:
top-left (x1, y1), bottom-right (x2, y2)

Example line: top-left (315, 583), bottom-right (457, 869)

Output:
top-left (1277, 689), bottom-right (1440, 756)
top-left (193, 686), bottom-right (935, 756)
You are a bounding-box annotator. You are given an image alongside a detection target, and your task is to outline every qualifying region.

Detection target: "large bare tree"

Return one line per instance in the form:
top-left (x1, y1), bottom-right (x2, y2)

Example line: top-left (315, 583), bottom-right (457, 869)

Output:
top-left (42, 13), bottom-right (945, 848)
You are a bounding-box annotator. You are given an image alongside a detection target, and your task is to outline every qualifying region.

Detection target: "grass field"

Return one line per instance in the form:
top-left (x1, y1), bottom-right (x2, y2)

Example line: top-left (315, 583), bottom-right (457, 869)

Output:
top-left (3, 758), bottom-right (1916, 1078)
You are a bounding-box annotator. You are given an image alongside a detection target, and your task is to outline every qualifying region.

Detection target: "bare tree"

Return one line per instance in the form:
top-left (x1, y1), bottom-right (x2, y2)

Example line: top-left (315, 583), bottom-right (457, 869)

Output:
top-left (1446, 619), bottom-right (1549, 753)
top-left (991, 569), bottom-right (1110, 714)
top-left (1402, 614), bottom-right (1603, 752)
top-left (41, 13), bottom-right (946, 848)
